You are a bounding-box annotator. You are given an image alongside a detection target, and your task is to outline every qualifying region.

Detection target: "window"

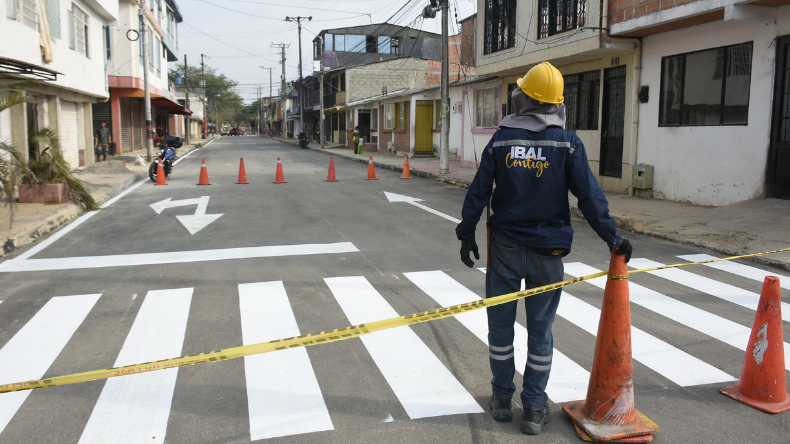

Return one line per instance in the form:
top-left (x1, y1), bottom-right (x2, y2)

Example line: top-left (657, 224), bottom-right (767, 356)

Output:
top-left (398, 102), bottom-right (405, 129)
top-left (378, 36), bottom-right (390, 53)
top-left (475, 87), bottom-right (500, 128)
top-left (370, 108), bottom-right (378, 130)
top-left (104, 25), bottom-right (111, 59)
top-left (156, 37), bottom-right (161, 76)
top-left (340, 73), bottom-right (345, 91)
top-left (659, 42), bottom-right (752, 126)
top-left (345, 35), bottom-right (365, 53)
top-left (385, 103), bottom-right (395, 129)
top-left (21, 0), bottom-right (37, 30)
top-left (505, 82), bottom-right (517, 115)
top-left (390, 38), bottom-right (400, 54)
top-left (46, 0), bottom-right (60, 39)
top-left (71, 4), bottom-right (89, 57)
top-left (148, 27), bottom-right (154, 71)
top-left (7, 0), bottom-right (18, 20)
top-left (538, 0), bottom-right (586, 39)
top-left (563, 70), bottom-right (600, 131)
top-left (484, 0), bottom-right (516, 55)
top-left (366, 35), bottom-right (377, 53)
top-left (324, 34), bottom-right (333, 51)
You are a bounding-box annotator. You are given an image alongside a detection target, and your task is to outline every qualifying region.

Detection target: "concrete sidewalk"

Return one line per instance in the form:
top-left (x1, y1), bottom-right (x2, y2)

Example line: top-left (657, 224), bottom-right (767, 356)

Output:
top-left (288, 138), bottom-right (790, 271)
top-left (0, 137), bottom-right (215, 257)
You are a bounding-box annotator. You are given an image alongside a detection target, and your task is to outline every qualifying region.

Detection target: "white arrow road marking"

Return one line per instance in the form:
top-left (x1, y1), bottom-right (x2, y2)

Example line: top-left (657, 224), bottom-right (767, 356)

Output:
top-left (150, 196), bottom-right (223, 235)
top-left (384, 192), bottom-right (460, 223)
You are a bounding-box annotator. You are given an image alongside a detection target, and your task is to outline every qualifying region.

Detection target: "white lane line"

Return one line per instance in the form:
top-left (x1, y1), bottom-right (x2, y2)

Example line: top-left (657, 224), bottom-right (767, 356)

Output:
top-left (239, 282), bottom-right (333, 440)
top-left (405, 270), bottom-right (590, 403)
top-left (78, 288), bottom-right (192, 444)
top-left (558, 291), bottom-right (733, 386)
top-left (100, 179), bottom-right (147, 209)
top-left (0, 294), bottom-right (101, 434)
top-left (631, 258), bottom-right (790, 323)
top-left (678, 254), bottom-right (790, 290)
top-left (565, 263), bottom-right (790, 371)
top-left (0, 242), bottom-right (359, 272)
top-left (173, 148), bottom-right (200, 165)
top-left (325, 276), bottom-right (483, 419)
top-left (12, 211), bottom-right (100, 261)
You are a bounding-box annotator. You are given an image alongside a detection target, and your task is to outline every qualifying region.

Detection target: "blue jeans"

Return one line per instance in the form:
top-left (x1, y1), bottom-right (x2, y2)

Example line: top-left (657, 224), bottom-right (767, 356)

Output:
top-left (486, 233), bottom-right (564, 409)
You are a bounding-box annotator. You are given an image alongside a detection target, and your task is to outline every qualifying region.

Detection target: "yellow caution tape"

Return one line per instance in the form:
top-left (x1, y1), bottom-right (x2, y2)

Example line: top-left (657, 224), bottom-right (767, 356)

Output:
top-left (1, 246), bottom-right (788, 394)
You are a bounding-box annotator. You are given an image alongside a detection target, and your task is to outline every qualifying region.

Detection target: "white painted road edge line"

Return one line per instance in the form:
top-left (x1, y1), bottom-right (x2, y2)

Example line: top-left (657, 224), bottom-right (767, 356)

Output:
top-left (100, 178), bottom-right (147, 209)
top-left (173, 148), bottom-right (199, 166)
top-left (0, 242), bottom-right (360, 272)
top-left (12, 211), bottom-right (100, 261)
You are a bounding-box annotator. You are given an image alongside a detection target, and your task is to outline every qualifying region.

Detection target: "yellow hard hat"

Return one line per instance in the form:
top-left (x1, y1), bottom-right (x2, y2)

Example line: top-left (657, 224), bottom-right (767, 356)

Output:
top-left (516, 61), bottom-right (564, 105)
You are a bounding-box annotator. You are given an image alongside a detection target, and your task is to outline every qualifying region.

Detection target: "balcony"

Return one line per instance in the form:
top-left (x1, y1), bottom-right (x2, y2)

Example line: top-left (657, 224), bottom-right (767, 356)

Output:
top-left (324, 91), bottom-right (346, 108)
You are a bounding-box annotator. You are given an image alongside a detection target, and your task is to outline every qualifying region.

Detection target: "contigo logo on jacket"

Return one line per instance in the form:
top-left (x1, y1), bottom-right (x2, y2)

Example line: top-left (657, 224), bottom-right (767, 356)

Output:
top-left (506, 146), bottom-right (550, 177)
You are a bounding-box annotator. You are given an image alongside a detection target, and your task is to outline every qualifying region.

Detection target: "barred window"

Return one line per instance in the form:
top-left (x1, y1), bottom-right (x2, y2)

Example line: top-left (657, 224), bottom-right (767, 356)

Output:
top-left (71, 4), bottom-right (89, 57)
top-left (563, 70), bottom-right (600, 131)
top-left (46, 0), bottom-right (60, 39)
top-left (21, 0), bottom-right (37, 30)
top-left (6, 0), bottom-right (18, 20)
top-left (538, 0), bottom-right (586, 39)
top-left (475, 87), bottom-right (500, 128)
top-left (484, 0), bottom-right (517, 55)
top-left (659, 42), bottom-right (752, 126)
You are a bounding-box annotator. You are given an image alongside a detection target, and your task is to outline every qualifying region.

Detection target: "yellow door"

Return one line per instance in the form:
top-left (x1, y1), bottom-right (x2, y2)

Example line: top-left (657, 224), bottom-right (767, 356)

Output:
top-left (415, 101), bottom-right (433, 153)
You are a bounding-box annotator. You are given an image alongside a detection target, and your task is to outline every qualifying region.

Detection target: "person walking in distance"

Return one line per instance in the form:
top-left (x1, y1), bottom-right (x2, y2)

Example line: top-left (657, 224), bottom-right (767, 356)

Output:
top-left (94, 121), bottom-right (112, 162)
top-left (454, 61), bottom-right (633, 435)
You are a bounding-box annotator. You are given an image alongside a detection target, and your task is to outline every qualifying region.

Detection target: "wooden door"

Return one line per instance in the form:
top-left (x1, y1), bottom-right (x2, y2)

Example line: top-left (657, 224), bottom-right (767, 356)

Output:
top-left (600, 66), bottom-right (626, 178)
top-left (769, 35), bottom-right (790, 199)
top-left (415, 101), bottom-right (433, 153)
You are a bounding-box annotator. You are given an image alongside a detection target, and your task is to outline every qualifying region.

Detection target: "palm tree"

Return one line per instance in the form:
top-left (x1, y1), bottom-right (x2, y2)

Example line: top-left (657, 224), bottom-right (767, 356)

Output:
top-left (0, 81), bottom-right (35, 228)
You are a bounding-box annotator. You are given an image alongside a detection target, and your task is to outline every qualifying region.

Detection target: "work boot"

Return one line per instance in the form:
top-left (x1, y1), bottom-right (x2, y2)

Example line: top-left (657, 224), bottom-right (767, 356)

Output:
top-left (488, 396), bottom-right (512, 422)
top-left (521, 404), bottom-right (550, 435)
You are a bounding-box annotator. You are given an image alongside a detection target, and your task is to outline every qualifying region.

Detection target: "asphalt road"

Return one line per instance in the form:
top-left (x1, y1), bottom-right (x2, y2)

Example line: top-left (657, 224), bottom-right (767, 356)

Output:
top-left (0, 136), bottom-right (788, 444)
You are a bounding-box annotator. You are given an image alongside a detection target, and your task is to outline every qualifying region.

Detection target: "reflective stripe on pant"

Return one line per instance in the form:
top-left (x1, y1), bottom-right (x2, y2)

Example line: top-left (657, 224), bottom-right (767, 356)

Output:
top-left (485, 233), bottom-right (563, 409)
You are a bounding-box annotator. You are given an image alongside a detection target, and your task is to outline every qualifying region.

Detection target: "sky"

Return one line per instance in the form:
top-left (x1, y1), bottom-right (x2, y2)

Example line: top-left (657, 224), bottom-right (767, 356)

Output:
top-left (172, 0), bottom-right (478, 104)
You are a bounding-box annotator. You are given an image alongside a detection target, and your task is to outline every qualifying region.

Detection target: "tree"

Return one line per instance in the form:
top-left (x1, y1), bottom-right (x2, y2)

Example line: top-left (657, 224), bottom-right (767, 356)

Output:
top-left (168, 63), bottom-right (244, 128)
top-left (0, 81), bottom-right (35, 228)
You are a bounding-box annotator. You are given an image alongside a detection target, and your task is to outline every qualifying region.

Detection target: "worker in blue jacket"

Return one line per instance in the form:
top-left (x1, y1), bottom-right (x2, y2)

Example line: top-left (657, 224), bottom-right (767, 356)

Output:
top-left (455, 61), bottom-right (632, 435)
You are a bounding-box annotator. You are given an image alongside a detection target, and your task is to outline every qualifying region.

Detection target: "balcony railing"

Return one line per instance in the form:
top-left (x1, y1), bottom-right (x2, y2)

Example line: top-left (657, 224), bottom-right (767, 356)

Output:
top-left (324, 91), bottom-right (346, 108)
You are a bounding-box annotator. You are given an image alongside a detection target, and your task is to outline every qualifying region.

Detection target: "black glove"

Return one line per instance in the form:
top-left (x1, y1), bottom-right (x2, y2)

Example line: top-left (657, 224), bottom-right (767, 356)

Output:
top-left (460, 242), bottom-right (480, 268)
top-left (612, 238), bottom-right (633, 263)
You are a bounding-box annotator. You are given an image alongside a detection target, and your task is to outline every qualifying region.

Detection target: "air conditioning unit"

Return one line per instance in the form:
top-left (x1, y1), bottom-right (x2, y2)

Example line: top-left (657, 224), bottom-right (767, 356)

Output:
top-left (631, 164), bottom-right (653, 189)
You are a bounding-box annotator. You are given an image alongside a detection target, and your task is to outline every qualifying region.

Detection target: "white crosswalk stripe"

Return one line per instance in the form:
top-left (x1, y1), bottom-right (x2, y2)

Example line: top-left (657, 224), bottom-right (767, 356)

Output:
top-left (678, 254), bottom-right (790, 290)
top-left (565, 263), bottom-right (790, 371)
top-left (78, 288), bottom-right (192, 444)
top-left (239, 282), bottom-right (333, 440)
top-left (631, 258), bottom-right (790, 322)
top-left (0, 294), bottom-right (101, 435)
top-left (325, 276), bottom-right (483, 419)
top-left (405, 270), bottom-right (590, 403)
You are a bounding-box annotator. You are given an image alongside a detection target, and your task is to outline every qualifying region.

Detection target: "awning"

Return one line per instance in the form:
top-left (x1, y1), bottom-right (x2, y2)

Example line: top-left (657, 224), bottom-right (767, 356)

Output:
top-left (152, 97), bottom-right (192, 115)
top-left (0, 56), bottom-right (62, 81)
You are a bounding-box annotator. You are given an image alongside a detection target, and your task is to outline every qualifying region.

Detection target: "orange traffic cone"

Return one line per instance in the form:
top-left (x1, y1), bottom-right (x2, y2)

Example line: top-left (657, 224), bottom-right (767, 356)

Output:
top-left (273, 157), bottom-right (287, 184)
top-left (365, 156), bottom-right (378, 180)
top-left (154, 159), bottom-right (168, 186)
top-left (236, 158), bottom-right (249, 184)
top-left (401, 155), bottom-right (413, 179)
top-left (563, 251), bottom-right (659, 443)
top-left (197, 158), bottom-right (211, 185)
top-left (325, 157), bottom-right (339, 182)
top-left (721, 276), bottom-right (790, 413)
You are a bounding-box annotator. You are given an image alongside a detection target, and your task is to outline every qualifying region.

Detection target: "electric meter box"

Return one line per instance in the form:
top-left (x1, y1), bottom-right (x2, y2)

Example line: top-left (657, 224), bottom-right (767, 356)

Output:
top-left (631, 164), bottom-right (653, 189)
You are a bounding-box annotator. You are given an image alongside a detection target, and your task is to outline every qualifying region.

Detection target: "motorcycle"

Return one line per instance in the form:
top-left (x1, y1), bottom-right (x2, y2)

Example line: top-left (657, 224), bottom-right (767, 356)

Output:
top-left (298, 131), bottom-right (309, 149)
top-left (148, 137), bottom-right (181, 182)
top-left (313, 131), bottom-right (321, 143)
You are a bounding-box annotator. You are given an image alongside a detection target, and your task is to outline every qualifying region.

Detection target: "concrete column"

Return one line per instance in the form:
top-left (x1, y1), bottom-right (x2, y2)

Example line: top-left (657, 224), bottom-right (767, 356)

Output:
top-left (83, 102), bottom-right (95, 166)
top-left (110, 90), bottom-right (122, 153)
top-left (76, 102), bottom-right (86, 168)
top-left (46, 96), bottom-right (61, 136)
top-left (10, 101), bottom-right (28, 163)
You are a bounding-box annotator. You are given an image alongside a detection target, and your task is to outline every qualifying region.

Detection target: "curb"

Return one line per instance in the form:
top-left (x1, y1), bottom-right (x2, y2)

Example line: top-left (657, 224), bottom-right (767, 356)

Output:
top-left (570, 207), bottom-right (790, 272)
top-left (1, 204), bottom-right (82, 257)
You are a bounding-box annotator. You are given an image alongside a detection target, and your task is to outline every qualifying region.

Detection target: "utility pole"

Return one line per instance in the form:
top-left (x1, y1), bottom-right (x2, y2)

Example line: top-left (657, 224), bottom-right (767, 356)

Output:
top-left (260, 66), bottom-right (274, 133)
top-left (184, 54), bottom-right (190, 145)
top-left (139, 7), bottom-right (153, 162)
top-left (285, 16), bottom-right (311, 136)
top-left (271, 43), bottom-right (289, 138)
top-left (201, 54), bottom-right (207, 138)
top-left (257, 86), bottom-right (261, 135)
top-left (319, 36), bottom-right (325, 149)
top-left (439, 0), bottom-right (450, 174)
top-left (423, 0), bottom-right (450, 173)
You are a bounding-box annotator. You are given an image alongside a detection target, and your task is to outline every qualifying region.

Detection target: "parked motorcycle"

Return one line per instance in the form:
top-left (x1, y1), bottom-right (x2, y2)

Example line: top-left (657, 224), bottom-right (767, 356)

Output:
top-left (298, 131), bottom-right (309, 149)
top-left (148, 137), bottom-right (182, 182)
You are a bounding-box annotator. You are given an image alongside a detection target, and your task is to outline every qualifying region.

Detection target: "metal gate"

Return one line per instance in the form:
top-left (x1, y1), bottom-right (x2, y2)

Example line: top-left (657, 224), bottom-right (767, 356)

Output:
top-left (769, 35), bottom-right (790, 199)
top-left (120, 98), bottom-right (132, 153)
top-left (60, 101), bottom-right (80, 168)
top-left (600, 65), bottom-right (626, 178)
top-left (132, 99), bottom-right (144, 151)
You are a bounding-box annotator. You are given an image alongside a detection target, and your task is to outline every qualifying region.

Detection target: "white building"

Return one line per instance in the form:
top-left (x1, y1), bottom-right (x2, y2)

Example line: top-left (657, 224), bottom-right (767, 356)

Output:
top-left (1, 0), bottom-right (119, 167)
top-left (92, 0), bottom-right (186, 155)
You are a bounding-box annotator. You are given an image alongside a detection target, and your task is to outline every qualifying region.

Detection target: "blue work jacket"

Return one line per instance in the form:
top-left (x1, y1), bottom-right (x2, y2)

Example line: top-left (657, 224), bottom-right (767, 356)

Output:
top-left (456, 126), bottom-right (622, 252)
